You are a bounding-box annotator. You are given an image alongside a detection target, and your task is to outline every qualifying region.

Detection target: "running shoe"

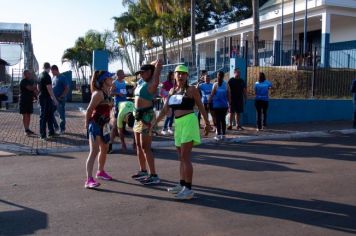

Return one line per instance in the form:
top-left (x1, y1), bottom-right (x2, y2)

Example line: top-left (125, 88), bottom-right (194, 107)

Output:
top-left (96, 170), bottom-right (113, 180)
top-left (237, 126), bottom-right (244, 130)
top-left (48, 133), bottom-right (58, 138)
top-left (25, 129), bottom-right (35, 135)
top-left (167, 128), bottom-right (174, 135)
top-left (174, 186), bottom-right (194, 200)
top-left (131, 171), bottom-right (148, 180)
top-left (214, 136), bottom-right (220, 141)
top-left (140, 175), bottom-right (160, 185)
top-left (167, 184), bottom-right (183, 194)
top-left (85, 177), bottom-right (100, 189)
top-left (161, 130), bottom-right (167, 135)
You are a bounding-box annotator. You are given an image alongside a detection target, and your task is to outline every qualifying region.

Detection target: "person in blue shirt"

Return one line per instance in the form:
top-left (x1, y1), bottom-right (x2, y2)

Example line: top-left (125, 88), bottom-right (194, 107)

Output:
top-left (254, 72), bottom-right (272, 131)
top-left (198, 74), bottom-right (214, 129)
top-left (209, 71), bottom-right (231, 140)
top-left (51, 65), bottom-right (68, 134)
top-left (108, 69), bottom-right (127, 153)
top-left (351, 79), bottom-right (356, 128)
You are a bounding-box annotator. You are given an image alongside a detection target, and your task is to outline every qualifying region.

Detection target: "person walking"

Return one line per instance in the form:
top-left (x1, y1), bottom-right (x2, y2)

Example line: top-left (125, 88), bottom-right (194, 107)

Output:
top-left (19, 70), bottom-right (37, 135)
top-left (108, 69), bottom-right (127, 153)
top-left (132, 60), bottom-right (162, 185)
top-left (209, 71), bottom-right (231, 141)
top-left (84, 71), bottom-right (114, 189)
top-left (155, 65), bottom-right (210, 200)
top-left (351, 78), bottom-right (356, 128)
top-left (254, 72), bottom-right (272, 131)
top-left (38, 62), bottom-right (58, 140)
top-left (51, 65), bottom-right (69, 134)
top-left (160, 71), bottom-right (174, 135)
top-left (228, 68), bottom-right (247, 130)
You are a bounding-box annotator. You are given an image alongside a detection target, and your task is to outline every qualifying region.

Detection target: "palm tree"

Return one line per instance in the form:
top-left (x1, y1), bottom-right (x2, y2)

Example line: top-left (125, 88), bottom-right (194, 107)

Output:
top-left (62, 30), bottom-right (120, 83)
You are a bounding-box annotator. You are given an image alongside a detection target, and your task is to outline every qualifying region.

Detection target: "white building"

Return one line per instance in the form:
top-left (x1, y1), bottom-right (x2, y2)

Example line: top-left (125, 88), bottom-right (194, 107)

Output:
top-left (145, 0), bottom-right (356, 71)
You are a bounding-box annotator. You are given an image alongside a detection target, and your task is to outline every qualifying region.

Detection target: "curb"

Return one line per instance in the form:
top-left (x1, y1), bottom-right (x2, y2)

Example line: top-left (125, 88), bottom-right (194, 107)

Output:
top-left (1, 129), bottom-right (355, 156)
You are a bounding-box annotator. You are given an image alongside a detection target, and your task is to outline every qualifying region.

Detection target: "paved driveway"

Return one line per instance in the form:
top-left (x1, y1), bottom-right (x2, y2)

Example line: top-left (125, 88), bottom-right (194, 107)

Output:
top-left (0, 134), bottom-right (355, 235)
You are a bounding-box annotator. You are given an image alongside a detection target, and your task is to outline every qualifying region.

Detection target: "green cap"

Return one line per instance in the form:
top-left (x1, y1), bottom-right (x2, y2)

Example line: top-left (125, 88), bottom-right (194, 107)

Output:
top-left (174, 65), bottom-right (189, 73)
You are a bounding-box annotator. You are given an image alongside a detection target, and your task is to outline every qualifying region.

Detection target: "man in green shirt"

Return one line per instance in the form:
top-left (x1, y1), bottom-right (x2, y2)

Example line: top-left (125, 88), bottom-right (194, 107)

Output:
top-left (117, 101), bottom-right (135, 151)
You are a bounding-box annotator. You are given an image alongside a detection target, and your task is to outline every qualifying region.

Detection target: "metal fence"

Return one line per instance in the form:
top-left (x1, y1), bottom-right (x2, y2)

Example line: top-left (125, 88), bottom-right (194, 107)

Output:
top-left (158, 39), bottom-right (356, 99)
top-left (243, 40), bottom-right (356, 99)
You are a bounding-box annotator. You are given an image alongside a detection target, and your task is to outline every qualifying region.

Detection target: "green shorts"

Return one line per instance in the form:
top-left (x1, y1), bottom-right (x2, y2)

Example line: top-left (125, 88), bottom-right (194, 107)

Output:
top-left (133, 108), bottom-right (156, 136)
top-left (174, 113), bottom-right (201, 147)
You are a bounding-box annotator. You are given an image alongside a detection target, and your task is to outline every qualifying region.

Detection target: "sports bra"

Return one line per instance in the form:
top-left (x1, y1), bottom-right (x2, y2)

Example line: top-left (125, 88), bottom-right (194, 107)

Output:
top-left (168, 90), bottom-right (195, 110)
top-left (134, 79), bottom-right (154, 101)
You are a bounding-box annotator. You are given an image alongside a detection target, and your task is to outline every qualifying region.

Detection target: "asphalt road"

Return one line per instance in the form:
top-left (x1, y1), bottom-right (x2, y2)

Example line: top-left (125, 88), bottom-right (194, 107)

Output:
top-left (0, 134), bottom-right (355, 236)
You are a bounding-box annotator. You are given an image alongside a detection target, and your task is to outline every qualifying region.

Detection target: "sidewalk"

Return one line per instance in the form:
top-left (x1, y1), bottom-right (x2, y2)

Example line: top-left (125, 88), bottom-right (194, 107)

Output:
top-left (0, 102), bottom-right (355, 155)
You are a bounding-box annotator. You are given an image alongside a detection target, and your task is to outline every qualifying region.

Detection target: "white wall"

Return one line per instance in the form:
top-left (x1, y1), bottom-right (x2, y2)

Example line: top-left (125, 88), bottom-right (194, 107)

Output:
top-left (331, 15), bottom-right (356, 43)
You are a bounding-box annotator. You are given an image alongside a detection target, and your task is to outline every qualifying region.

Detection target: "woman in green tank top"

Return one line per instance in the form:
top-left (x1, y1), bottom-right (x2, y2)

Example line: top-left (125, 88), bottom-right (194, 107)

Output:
top-left (131, 60), bottom-right (162, 185)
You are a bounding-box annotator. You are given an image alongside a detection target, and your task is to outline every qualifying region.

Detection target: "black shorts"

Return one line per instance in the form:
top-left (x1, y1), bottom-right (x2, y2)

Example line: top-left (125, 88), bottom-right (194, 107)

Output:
top-left (19, 101), bottom-right (33, 114)
top-left (230, 101), bottom-right (244, 113)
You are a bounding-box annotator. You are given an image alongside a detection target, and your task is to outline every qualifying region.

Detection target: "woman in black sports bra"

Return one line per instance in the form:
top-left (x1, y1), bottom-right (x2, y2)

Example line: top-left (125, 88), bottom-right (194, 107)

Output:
top-left (156, 65), bottom-right (210, 200)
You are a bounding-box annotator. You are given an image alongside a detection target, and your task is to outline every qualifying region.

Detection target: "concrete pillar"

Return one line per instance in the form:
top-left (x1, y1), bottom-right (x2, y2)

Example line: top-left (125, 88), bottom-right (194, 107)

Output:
top-left (321, 12), bottom-right (330, 67)
top-left (273, 24), bottom-right (281, 66)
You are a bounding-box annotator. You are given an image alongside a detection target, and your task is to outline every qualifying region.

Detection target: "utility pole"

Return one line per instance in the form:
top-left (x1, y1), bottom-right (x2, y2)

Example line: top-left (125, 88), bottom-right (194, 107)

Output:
top-left (191, 0), bottom-right (196, 72)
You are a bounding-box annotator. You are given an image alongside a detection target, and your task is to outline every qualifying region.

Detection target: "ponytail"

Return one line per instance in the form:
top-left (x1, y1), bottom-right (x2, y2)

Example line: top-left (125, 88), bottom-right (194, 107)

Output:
top-left (90, 70), bottom-right (106, 93)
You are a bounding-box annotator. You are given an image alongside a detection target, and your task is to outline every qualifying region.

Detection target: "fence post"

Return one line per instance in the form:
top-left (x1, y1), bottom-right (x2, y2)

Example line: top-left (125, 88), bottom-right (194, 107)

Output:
top-left (311, 46), bottom-right (317, 98)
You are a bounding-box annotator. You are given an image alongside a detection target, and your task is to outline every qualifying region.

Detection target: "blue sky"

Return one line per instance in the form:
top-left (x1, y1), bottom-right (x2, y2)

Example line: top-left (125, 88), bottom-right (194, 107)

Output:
top-left (0, 0), bottom-right (126, 73)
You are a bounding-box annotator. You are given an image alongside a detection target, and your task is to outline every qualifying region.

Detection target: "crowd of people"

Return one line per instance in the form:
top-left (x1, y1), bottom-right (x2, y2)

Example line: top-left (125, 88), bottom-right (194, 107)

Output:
top-left (14, 55), bottom-right (356, 201)
top-left (18, 61), bottom-right (274, 200)
top-left (81, 60), bottom-right (274, 200)
top-left (19, 62), bottom-right (69, 139)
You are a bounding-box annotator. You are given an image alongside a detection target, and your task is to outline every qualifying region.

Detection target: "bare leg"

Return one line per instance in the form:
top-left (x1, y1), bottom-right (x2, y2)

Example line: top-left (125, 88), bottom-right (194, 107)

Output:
top-left (141, 134), bottom-right (155, 174)
top-left (23, 114), bottom-right (31, 130)
top-left (86, 136), bottom-right (100, 178)
top-left (235, 113), bottom-right (240, 127)
top-left (176, 147), bottom-right (184, 180)
top-left (98, 138), bottom-right (109, 172)
top-left (180, 141), bottom-right (194, 183)
top-left (134, 132), bottom-right (147, 171)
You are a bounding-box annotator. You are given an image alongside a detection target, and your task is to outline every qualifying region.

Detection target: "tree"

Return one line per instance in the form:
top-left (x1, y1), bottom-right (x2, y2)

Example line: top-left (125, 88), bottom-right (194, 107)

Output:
top-left (62, 30), bottom-right (120, 83)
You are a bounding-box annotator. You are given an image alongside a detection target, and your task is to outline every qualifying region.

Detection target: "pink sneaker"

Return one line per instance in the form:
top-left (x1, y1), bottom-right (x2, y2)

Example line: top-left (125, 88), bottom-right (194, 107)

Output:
top-left (84, 177), bottom-right (100, 189)
top-left (96, 170), bottom-right (113, 180)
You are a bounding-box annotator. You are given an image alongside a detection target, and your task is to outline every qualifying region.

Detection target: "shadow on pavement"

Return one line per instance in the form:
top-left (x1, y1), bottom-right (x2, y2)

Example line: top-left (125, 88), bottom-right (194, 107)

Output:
top-left (0, 199), bottom-right (48, 235)
top-left (153, 146), bottom-right (310, 173)
top-left (87, 182), bottom-right (356, 234)
top-left (189, 183), bottom-right (356, 234)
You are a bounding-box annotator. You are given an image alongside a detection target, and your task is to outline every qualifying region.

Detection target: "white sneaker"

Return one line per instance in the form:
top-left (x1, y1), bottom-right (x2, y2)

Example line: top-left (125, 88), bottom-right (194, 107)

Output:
top-left (161, 130), bottom-right (167, 135)
top-left (167, 184), bottom-right (183, 194)
top-left (214, 136), bottom-right (220, 141)
top-left (167, 128), bottom-right (174, 135)
top-left (175, 186), bottom-right (194, 200)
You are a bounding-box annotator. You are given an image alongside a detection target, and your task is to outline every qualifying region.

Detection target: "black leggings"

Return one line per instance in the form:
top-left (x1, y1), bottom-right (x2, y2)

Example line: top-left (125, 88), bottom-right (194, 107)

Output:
top-left (214, 108), bottom-right (228, 135)
top-left (255, 100), bottom-right (269, 129)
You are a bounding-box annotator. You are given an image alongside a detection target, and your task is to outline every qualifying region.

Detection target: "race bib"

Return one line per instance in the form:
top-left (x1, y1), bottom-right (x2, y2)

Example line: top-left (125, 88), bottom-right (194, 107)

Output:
top-left (120, 88), bottom-right (127, 94)
top-left (203, 94), bottom-right (211, 100)
top-left (103, 123), bottom-right (111, 136)
top-left (169, 94), bottom-right (183, 105)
